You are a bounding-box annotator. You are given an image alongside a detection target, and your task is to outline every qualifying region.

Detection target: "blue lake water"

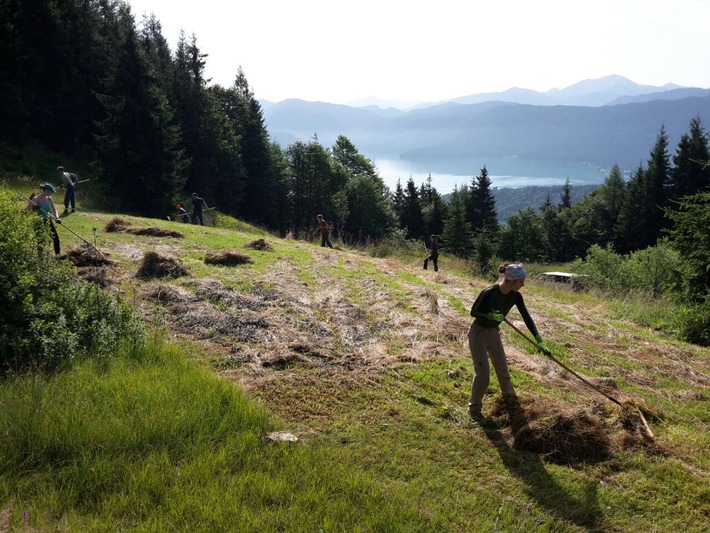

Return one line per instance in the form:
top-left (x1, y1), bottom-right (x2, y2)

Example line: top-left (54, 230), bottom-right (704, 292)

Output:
top-left (372, 156), bottom-right (617, 193)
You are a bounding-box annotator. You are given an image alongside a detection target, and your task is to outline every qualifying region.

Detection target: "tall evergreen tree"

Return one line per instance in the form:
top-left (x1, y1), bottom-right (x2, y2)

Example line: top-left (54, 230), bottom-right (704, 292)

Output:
top-left (94, 10), bottom-right (185, 215)
top-left (401, 178), bottom-right (425, 239)
top-left (419, 175), bottom-right (447, 237)
top-left (665, 191), bottom-right (710, 302)
top-left (616, 127), bottom-right (672, 252)
top-left (672, 117), bottom-right (710, 198)
top-left (468, 166), bottom-right (498, 235)
top-left (442, 186), bottom-right (473, 258)
top-left (559, 178), bottom-right (573, 210)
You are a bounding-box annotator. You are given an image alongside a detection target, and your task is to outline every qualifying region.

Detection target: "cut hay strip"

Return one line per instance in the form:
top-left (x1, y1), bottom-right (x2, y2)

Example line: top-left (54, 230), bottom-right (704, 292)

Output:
top-left (204, 250), bottom-right (253, 266)
top-left (124, 226), bottom-right (185, 238)
top-left (244, 238), bottom-right (274, 251)
top-left (104, 217), bottom-right (131, 232)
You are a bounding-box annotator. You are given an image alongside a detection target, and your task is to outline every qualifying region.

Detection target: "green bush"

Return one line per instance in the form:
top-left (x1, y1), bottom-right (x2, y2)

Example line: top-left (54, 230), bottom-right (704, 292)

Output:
top-left (572, 241), bottom-right (683, 297)
top-left (571, 244), bottom-right (625, 293)
top-left (0, 191), bottom-right (144, 372)
top-left (673, 300), bottom-right (710, 346)
top-left (620, 239), bottom-right (684, 297)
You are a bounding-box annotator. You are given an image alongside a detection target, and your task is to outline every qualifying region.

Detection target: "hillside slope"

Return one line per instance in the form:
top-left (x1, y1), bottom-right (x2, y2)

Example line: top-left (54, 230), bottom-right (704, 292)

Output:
top-left (40, 207), bottom-right (710, 531)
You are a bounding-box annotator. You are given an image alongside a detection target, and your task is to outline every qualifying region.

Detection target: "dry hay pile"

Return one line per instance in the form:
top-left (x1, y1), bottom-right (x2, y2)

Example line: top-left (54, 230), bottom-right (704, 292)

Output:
top-left (137, 251), bottom-right (190, 279)
top-left (244, 238), bottom-right (274, 252)
top-left (104, 217), bottom-right (132, 232)
top-left (204, 249), bottom-right (253, 266)
top-left (487, 394), bottom-right (664, 465)
top-left (66, 243), bottom-right (112, 267)
top-left (104, 217), bottom-right (184, 238)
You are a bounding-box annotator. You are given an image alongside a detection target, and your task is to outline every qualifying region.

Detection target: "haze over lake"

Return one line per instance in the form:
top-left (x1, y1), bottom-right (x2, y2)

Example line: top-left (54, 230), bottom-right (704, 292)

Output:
top-left (372, 156), bottom-right (617, 193)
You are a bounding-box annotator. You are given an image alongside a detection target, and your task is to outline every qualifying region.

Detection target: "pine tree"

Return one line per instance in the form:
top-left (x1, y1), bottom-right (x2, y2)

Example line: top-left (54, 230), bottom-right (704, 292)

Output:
top-left (401, 178), bottom-right (425, 239)
top-left (598, 165), bottom-right (626, 244)
top-left (559, 178), bottom-right (572, 210)
top-left (672, 117), bottom-right (710, 198)
top-left (94, 12), bottom-right (185, 215)
top-left (468, 166), bottom-right (498, 235)
top-left (442, 186), bottom-right (473, 258)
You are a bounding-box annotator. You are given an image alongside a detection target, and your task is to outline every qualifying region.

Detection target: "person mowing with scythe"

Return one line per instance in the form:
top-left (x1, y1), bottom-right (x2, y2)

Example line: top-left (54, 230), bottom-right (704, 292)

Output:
top-left (466, 262), bottom-right (551, 420)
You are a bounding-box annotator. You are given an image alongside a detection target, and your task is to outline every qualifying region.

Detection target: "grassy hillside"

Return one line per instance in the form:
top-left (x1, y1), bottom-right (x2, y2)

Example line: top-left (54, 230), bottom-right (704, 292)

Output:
top-left (1, 180), bottom-right (709, 531)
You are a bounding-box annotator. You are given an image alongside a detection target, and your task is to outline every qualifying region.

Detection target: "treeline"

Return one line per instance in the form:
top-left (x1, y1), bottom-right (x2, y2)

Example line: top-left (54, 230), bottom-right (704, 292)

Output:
top-left (2, 1), bottom-right (709, 262)
top-left (0, 0), bottom-right (390, 236)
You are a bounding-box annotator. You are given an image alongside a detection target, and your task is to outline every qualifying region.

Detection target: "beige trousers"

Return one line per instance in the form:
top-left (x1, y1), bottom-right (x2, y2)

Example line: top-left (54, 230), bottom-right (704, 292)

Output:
top-left (468, 323), bottom-right (515, 410)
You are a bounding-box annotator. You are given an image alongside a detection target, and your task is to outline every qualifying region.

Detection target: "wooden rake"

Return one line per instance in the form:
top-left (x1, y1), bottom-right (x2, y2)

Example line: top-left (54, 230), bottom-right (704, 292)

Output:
top-left (503, 317), bottom-right (654, 439)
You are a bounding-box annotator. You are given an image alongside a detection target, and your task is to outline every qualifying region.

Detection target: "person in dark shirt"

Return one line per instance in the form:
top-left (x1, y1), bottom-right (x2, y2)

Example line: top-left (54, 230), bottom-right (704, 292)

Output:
top-left (314, 214), bottom-right (333, 248)
top-left (466, 262), bottom-right (551, 419)
top-left (423, 234), bottom-right (439, 271)
top-left (190, 193), bottom-right (209, 226)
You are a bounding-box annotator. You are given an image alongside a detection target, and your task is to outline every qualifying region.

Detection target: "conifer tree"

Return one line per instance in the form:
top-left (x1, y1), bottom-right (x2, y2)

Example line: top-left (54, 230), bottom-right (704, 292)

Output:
top-left (401, 178), bottom-right (425, 239)
top-left (94, 12), bottom-right (185, 215)
top-left (442, 186), bottom-right (473, 258)
top-left (559, 178), bottom-right (573, 210)
top-left (468, 166), bottom-right (498, 235)
top-left (597, 165), bottom-right (626, 244)
top-left (672, 117), bottom-right (710, 198)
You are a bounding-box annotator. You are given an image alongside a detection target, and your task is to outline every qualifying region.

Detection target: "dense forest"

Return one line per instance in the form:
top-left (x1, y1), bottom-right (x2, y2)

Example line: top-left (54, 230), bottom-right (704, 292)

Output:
top-left (2, 1), bottom-right (710, 333)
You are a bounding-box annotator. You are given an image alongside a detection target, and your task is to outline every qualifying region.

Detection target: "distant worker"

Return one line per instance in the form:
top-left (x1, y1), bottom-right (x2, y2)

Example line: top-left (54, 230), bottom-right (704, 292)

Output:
top-left (175, 203), bottom-right (190, 223)
top-left (57, 165), bottom-right (78, 215)
top-left (26, 183), bottom-right (62, 255)
top-left (190, 193), bottom-right (209, 226)
top-left (314, 214), bottom-right (333, 248)
top-left (423, 234), bottom-right (439, 272)
top-left (466, 263), bottom-right (551, 420)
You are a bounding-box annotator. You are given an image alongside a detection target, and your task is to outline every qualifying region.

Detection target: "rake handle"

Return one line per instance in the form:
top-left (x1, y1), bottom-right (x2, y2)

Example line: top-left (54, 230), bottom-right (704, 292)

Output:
top-left (503, 318), bottom-right (623, 407)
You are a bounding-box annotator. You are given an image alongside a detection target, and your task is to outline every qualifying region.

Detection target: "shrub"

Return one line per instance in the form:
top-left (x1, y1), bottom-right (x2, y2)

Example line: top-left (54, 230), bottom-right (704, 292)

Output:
top-left (0, 191), bottom-right (144, 372)
top-left (673, 300), bottom-right (710, 346)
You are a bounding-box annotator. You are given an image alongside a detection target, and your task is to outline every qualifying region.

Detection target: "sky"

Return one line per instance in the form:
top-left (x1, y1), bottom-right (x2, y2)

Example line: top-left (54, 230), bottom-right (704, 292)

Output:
top-left (125, 0), bottom-right (710, 106)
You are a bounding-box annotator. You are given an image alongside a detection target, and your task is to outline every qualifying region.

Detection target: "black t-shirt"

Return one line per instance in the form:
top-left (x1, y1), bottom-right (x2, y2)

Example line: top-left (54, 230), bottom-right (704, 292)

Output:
top-left (470, 283), bottom-right (539, 336)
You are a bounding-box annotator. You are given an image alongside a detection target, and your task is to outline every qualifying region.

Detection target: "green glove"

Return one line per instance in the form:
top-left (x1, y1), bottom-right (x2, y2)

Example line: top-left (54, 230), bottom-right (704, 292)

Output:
top-left (487, 310), bottom-right (504, 322)
top-left (535, 334), bottom-right (551, 356)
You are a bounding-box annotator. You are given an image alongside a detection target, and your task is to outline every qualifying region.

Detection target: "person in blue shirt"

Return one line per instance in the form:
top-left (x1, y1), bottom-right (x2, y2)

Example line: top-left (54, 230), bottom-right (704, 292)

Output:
top-left (26, 183), bottom-right (62, 255)
top-left (467, 262), bottom-right (551, 419)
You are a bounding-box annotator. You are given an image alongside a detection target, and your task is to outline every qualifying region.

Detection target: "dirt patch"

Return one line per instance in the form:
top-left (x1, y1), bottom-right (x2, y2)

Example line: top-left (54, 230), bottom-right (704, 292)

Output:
top-left (204, 250), bottom-right (253, 266)
top-left (245, 238), bottom-right (275, 252)
top-left (136, 251), bottom-right (190, 279)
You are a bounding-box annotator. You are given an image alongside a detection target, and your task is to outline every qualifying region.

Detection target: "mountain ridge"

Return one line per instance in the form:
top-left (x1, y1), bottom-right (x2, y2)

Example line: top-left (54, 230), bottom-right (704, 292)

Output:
top-left (262, 77), bottom-right (710, 182)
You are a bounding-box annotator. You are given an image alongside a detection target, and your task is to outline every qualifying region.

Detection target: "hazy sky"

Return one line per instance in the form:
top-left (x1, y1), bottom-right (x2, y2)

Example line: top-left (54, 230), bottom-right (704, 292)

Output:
top-left (126, 0), bottom-right (710, 106)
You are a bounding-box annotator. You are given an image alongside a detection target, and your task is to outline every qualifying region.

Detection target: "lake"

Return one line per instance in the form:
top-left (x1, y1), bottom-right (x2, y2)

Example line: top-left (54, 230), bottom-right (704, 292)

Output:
top-left (371, 156), bottom-right (616, 193)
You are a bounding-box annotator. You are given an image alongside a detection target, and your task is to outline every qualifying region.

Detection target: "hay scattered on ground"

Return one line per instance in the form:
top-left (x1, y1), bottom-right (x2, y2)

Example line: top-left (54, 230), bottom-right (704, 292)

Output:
top-left (204, 250), bottom-right (253, 266)
top-left (244, 238), bottom-right (274, 251)
top-left (104, 217), bottom-right (184, 238)
top-left (137, 251), bottom-right (190, 279)
top-left (143, 283), bottom-right (193, 305)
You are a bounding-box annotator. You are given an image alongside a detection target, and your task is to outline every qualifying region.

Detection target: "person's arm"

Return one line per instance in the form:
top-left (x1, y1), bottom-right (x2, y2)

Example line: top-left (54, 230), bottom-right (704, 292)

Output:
top-left (514, 293), bottom-right (551, 354)
top-left (48, 198), bottom-right (60, 220)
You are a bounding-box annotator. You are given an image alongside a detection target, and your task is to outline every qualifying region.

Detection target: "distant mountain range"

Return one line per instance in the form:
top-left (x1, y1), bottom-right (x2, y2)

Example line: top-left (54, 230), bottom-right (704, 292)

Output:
top-left (261, 75), bottom-right (710, 185)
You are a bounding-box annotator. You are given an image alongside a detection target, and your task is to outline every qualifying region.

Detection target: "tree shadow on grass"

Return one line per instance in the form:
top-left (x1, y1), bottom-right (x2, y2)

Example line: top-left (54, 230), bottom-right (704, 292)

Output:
top-left (479, 397), bottom-right (605, 531)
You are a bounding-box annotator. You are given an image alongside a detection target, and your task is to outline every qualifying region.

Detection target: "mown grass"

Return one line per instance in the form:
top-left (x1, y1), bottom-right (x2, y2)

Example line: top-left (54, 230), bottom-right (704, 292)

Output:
top-left (2, 178), bottom-right (710, 531)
